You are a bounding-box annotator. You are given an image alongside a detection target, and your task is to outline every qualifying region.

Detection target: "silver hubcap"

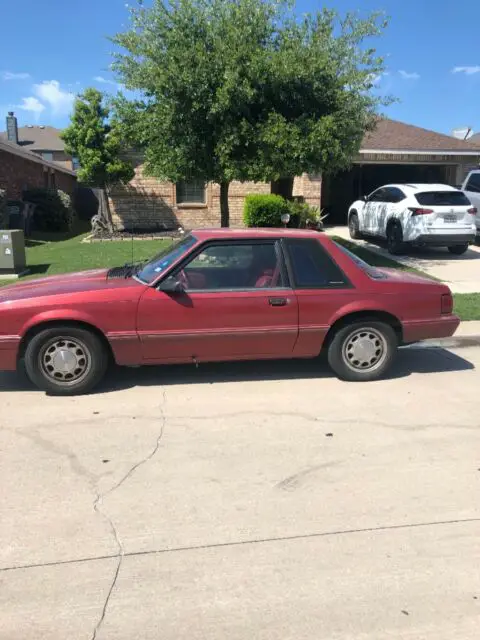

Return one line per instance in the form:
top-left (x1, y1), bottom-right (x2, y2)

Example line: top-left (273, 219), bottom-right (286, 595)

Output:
top-left (40, 337), bottom-right (91, 385)
top-left (343, 328), bottom-right (387, 372)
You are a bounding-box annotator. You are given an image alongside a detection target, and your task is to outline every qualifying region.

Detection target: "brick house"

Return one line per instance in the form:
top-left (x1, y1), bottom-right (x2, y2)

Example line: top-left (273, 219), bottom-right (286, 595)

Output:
top-left (108, 118), bottom-right (480, 229)
top-left (0, 112), bottom-right (77, 172)
top-left (0, 138), bottom-right (77, 201)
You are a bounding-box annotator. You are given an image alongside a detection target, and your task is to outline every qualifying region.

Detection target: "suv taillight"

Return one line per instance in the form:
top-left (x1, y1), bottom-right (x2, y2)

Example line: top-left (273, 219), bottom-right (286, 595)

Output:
top-left (408, 207), bottom-right (434, 216)
top-left (441, 293), bottom-right (453, 315)
top-left (467, 207), bottom-right (477, 215)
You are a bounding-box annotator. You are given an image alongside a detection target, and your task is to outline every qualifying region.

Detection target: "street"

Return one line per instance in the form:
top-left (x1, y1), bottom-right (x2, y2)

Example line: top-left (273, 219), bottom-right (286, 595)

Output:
top-left (1, 345), bottom-right (480, 639)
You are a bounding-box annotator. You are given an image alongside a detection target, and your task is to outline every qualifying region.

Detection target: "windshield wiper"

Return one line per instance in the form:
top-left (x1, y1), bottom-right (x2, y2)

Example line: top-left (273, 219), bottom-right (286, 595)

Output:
top-left (107, 261), bottom-right (145, 280)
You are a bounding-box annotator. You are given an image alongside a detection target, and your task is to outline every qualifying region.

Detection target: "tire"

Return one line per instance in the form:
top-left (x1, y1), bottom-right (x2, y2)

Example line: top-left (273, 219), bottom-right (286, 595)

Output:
top-left (327, 320), bottom-right (397, 382)
top-left (348, 212), bottom-right (361, 239)
top-left (448, 243), bottom-right (469, 255)
top-left (386, 221), bottom-right (405, 255)
top-left (24, 325), bottom-right (109, 396)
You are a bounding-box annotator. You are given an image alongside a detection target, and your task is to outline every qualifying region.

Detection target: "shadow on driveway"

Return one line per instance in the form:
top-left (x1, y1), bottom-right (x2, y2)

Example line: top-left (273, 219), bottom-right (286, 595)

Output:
top-left (0, 346), bottom-right (474, 395)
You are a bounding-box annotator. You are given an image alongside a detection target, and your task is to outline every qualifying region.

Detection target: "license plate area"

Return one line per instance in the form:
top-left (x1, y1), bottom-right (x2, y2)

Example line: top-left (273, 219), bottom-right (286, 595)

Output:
top-left (443, 215), bottom-right (457, 223)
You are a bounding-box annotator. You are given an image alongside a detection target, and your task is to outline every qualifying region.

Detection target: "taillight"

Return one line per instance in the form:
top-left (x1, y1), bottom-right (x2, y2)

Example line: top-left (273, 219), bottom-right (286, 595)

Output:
top-left (467, 207), bottom-right (477, 215)
top-left (408, 207), bottom-right (434, 216)
top-left (441, 293), bottom-right (453, 315)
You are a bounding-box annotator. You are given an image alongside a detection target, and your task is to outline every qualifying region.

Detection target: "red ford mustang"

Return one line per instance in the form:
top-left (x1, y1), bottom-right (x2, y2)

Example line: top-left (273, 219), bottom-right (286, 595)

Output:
top-left (0, 229), bottom-right (459, 395)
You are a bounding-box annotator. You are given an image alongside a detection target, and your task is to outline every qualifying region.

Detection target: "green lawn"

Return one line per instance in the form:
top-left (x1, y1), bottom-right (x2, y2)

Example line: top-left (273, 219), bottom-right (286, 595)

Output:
top-left (1, 230), bottom-right (479, 321)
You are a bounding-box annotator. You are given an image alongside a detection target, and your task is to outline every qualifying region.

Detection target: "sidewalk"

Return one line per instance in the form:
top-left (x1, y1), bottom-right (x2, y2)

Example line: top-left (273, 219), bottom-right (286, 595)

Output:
top-left (326, 226), bottom-right (480, 294)
top-left (423, 321), bottom-right (480, 349)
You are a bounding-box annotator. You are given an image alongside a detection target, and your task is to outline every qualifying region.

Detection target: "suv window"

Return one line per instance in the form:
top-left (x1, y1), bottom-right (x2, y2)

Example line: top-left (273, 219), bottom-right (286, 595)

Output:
top-left (368, 188), bottom-right (386, 203)
top-left (177, 242), bottom-right (286, 290)
top-left (415, 191), bottom-right (471, 206)
top-left (384, 187), bottom-right (406, 203)
top-left (465, 173), bottom-right (480, 194)
top-left (286, 239), bottom-right (348, 288)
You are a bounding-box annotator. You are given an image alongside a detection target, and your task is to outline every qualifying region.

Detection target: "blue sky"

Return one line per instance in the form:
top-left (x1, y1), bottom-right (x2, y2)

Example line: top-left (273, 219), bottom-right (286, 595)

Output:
top-left (1, 0), bottom-right (480, 136)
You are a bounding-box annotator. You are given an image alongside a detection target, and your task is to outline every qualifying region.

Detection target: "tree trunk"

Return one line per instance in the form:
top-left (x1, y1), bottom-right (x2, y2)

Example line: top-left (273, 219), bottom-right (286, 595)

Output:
top-left (271, 177), bottom-right (294, 200)
top-left (220, 181), bottom-right (230, 228)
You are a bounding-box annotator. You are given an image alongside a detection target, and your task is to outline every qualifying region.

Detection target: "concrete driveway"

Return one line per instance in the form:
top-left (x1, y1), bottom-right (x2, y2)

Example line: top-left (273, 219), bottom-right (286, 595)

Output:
top-left (1, 347), bottom-right (480, 639)
top-left (328, 226), bottom-right (480, 293)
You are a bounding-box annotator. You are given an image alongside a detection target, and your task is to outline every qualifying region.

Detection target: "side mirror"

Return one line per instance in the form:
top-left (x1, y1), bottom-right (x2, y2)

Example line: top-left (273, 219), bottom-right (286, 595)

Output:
top-left (361, 195), bottom-right (368, 202)
top-left (159, 277), bottom-right (185, 293)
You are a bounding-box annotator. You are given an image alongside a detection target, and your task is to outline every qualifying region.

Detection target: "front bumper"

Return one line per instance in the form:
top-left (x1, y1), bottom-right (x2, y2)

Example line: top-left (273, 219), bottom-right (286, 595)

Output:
top-left (412, 233), bottom-right (475, 246)
top-left (402, 315), bottom-right (460, 344)
top-left (0, 336), bottom-right (21, 371)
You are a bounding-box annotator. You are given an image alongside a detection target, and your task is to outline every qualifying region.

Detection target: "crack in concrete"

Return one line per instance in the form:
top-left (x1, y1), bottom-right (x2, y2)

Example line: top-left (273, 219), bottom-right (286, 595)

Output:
top-left (90, 389), bottom-right (167, 640)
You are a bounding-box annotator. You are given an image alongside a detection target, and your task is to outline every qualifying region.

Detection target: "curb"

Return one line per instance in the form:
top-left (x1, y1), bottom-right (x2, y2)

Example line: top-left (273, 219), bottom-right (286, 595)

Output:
top-left (418, 335), bottom-right (480, 349)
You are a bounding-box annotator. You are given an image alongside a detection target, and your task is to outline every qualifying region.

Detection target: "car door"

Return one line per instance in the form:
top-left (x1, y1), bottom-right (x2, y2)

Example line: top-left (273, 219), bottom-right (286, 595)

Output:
top-left (136, 239), bottom-right (299, 363)
top-left (363, 188), bottom-right (385, 234)
top-left (464, 172), bottom-right (480, 232)
top-left (376, 187), bottom-right (406, 238)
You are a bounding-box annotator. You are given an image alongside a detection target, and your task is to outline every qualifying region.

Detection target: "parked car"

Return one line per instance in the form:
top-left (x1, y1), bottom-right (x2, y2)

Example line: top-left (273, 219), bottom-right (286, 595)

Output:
top-left (0, 229), bottom-right (459, 395)
top-left (348, 183), bottom-right (477, 255)
top-left (460, 170), bottom-right (480, 236)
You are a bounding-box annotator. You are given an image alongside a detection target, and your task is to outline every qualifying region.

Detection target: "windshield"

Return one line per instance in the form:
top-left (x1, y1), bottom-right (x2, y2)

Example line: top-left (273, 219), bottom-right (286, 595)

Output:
top-left (334, 242), bottom-right (386, 280)
top-left (137, 234), bottom-right (198, 284)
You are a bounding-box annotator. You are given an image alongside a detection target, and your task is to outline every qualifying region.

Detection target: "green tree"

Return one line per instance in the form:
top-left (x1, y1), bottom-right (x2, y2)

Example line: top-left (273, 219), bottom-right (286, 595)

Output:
top-left (61, 88), bottom-right (134, 188)
top-left (113, 0), bottom-right (389, 227)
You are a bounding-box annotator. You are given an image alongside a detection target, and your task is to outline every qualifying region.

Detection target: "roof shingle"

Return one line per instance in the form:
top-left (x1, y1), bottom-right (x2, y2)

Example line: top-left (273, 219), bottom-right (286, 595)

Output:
top-left (0, 126), bottom-right (66, 151)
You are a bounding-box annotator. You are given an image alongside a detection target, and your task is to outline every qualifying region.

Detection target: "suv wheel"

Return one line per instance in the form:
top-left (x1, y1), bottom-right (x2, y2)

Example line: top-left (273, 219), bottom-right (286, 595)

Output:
top-left (386, 222), bottom-right (404, 255)
top-left (448, 243), bottom-right (469, 256)
top-left (24, 326), bottom-right (109, 395)
top-left (327, 320), bottom-right (397, 382)
top-left (348, 212), bottom-right (361, 239)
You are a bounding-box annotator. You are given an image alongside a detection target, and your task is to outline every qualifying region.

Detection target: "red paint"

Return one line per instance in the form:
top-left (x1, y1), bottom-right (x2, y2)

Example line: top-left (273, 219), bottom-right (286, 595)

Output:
top-left (0, 229), bottom-right (459, 372)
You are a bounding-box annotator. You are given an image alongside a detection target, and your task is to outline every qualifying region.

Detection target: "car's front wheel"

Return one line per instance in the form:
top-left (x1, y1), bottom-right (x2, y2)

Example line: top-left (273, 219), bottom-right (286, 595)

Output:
top-left (327, 320), bottom-right (397, 382)
top-left (348, 212), bottom-right (361, 239)
top-left (24, 325), bottom-right (109, 395)
top-left (448, 243), bottom-right (469, 255)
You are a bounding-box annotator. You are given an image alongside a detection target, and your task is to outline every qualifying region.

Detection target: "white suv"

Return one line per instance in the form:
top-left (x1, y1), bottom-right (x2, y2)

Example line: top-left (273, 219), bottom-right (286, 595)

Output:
top-left (348, 183), bottom-right (477, 255)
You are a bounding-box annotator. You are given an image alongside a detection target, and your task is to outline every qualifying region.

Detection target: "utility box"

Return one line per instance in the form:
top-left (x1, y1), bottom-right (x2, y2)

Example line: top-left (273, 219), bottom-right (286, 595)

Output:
top-left (0, 230), bottom-right (27, 276)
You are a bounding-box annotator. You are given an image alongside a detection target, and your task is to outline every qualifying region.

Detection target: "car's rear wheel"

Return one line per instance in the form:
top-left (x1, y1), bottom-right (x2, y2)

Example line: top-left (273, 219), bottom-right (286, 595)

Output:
top-left (24, 325), bottom-right (109, 395)
top-left (327, 320), bottom-right (397, 382)
top-left (386, 222), bottom-right (405, 255)
top-left (448, 243), bottom-right (469, 255)
top-left (348, 212), bottom-right (361, 239)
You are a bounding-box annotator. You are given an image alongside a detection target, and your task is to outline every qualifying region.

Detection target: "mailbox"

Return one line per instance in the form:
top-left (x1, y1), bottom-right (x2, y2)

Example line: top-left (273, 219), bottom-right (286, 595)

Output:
top-left (0, 230), bottom-right (27, 275)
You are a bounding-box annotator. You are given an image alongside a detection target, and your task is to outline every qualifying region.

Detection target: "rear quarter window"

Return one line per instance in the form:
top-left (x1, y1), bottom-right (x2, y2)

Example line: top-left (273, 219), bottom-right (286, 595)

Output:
top-left (415, 191), bottom-right (471, 206)
top-left (286, 239), bottom-right (349, 288)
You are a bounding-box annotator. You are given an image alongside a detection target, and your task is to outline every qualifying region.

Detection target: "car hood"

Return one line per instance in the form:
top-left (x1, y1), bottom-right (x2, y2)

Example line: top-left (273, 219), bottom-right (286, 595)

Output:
top-left (0, 269), bottom-right (143, 302)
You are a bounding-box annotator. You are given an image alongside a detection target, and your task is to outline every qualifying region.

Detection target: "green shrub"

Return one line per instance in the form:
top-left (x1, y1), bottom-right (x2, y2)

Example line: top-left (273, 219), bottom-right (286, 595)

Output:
top-left (0, 188), bottom-right (7, 228)
top-left (287, 200), bottom-right (321, 228)
top-left (243, 194), bottom-right (290, 227)
top-left (23, 188), bottom-right (76, 232)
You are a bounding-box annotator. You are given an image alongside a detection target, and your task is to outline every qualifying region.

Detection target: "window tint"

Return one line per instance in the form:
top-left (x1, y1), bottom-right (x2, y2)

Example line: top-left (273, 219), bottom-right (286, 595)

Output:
top-left (180, 242), bottom-right (285, 290)
top-left (286, 239), bottom-right (348, 288)
top-left (368, 188), bottom-right (386, 202)
top-left (465, 173), bottom-right (480, 194)
top-left (176, 180), bottom-right (206, 204)
top-left (138, 234), bottom-right (197, 283)
top-left (415, 191), bottom-right (471, 206)
top-left (386, 187), bottom-right (406, 203)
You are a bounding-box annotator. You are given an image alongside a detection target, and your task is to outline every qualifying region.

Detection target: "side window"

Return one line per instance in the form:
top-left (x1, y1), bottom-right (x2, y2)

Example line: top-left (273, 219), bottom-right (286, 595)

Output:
top-left (369, 188), bottom-right (386, 203)
top-left (465, 173), bottom-right (480, 193)
top-left (386, 187), bottom-right (406, 203)
top-left (286, 239), bottom-right (348, 288)
top-left (178, 242), bottom-right (285, 290)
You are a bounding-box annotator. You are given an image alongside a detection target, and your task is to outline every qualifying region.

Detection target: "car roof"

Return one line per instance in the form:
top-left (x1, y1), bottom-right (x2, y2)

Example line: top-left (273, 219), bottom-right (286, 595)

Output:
top-left (191, 228), bottom-right (322, 240)
top-left (379, 183), bottom-right (457, 193)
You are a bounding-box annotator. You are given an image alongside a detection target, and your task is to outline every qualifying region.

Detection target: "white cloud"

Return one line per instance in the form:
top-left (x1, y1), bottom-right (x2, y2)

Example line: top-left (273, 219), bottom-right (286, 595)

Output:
top-left (33, 80), bottom-right (74, 116)
top-left (17, 97), bottom-right (46, 120)
top-left (94, 75), bottom-right (117, 86)
top-left (399, 70), bottom-right (420, 80)
top-left (452, 66), bottom-right (480, 75)
top-left (2, 71), bottom-right (31, 81)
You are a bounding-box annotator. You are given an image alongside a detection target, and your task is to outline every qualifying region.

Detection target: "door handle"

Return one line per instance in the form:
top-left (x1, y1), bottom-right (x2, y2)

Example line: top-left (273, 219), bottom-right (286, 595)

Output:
top-left (269, 297), bottom-right (288, 307)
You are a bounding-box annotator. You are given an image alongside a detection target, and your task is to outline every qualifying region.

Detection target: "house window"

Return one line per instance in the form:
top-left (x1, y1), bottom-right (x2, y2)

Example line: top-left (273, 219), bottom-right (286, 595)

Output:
top-left (72, 157), bottom-right (80, 171)
top-left (41, 152), bottom-right (53, 161)
top-left (176, 180), bottom-right (206, 205)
